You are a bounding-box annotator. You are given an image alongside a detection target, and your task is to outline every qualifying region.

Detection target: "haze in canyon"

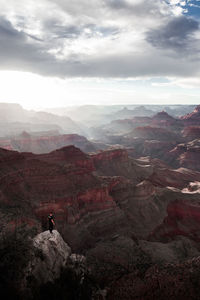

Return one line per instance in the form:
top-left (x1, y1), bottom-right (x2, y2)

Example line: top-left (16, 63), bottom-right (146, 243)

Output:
top-left (1, 0), bottom-right (200, 299)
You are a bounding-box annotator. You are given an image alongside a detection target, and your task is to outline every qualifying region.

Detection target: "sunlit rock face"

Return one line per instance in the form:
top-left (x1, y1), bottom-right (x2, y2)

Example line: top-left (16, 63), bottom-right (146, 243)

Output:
top-left (181, 105), bottom-right (200, 126)
top-left (168, 139), bottom-right (200, 171)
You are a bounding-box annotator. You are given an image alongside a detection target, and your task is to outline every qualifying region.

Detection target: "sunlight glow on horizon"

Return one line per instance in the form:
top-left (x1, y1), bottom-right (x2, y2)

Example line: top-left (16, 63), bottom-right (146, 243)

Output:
top-left (0, 71), bottom-right (199, 110)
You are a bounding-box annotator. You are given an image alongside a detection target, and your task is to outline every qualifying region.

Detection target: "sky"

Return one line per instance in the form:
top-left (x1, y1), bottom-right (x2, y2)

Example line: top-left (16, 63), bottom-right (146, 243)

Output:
top-left (0, 0), bottom-right (200, 109)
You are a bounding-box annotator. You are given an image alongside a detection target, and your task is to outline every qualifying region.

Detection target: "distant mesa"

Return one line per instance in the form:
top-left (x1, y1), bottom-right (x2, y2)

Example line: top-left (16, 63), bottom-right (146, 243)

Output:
top-left (111, 105), bottom-right (155, 119)
top-left (0, 102), bottom-right (84, 137)
top-left (19, 131), bottom-right (31, 139)
top-left (152, 110), bottom-right (175, 120)
top-left (0, 132), bottom-right (101, 154)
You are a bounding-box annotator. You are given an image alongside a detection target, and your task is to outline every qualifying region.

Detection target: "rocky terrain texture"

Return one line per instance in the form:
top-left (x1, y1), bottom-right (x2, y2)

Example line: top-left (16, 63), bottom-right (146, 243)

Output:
top-left (181, 104), bottom-right (200, 125)
top-left (2, 141), bottom-right (200, 298)
top-left (2, 104), bottom-right (200, 299)
top-left (89, 105), bottom-right (200, 174)
top-left (5, 229), bottom-right (96, 300)
top-left (27, 230), bottom-right (71, 286)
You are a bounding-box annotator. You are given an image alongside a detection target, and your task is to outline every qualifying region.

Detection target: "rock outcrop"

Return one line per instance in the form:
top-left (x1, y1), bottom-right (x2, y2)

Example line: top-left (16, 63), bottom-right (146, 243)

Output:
top-left (168, 139), bottom-right (200, 171)
top-left (151, 111), bottom-right (183, 131)
top-left (26, 230), bottom-right (71, 286)
top-left (181, 104), bottom-right (200, 126)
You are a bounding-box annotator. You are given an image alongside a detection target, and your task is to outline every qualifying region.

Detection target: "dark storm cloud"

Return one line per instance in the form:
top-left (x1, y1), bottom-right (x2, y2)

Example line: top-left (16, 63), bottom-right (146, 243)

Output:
top-left (0, 17), bottom-right (24, 39)
top-left (68, 51), bottom-right (200, 78)
top-left (0, 11), bottom-right (200, 79)
top-left (105, 0), bottom-right (165, 16)
top-left (0, 16), bottom-right (59, 75)
top-left (0, 15), bottom-right (120, 78)
top-left (146, 16), bottom-right (199, 52)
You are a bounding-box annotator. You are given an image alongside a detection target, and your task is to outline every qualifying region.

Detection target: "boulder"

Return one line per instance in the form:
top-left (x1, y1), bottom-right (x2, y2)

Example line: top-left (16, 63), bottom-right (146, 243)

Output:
top-left (25, 230), bottom-right (71, 286)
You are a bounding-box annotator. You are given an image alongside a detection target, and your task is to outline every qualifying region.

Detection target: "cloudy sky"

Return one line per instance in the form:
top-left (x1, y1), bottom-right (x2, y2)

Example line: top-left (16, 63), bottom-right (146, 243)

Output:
top-left (0, 0), bottom-right (200, 108)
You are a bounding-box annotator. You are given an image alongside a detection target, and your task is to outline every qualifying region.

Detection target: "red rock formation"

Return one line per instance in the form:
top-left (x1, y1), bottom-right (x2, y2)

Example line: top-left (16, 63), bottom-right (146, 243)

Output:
top-left (2, 145), bottom-right (200, 249)
top-left (149, 167), bottom-right (200, 189)
top-left (0, 146), bottom-right (132, 250)
top-left (153, 111), bottom-right (174, 121)
top-left (0, 133), bottom-right (97, 154)
top-left (149, 198), bottom-right (200, 242)
top-left (3, 145), bottom-right (200, 299)
top-left (182, 126), bottom-right (200, 140)
top-left (37, 145), bottom-right (95, 171)
top-left (92, 148), bottom-right (128, 164)
top-left (96, 110), bottom-right (182, 138)
top-left (168, 140), bottom-right (200, 171)
top-left (181, 105), bottom-right (200, 125)
top-left (142, 140), bottom-right (176, 160)
top-left (130, 126), bottom-right (179, 141)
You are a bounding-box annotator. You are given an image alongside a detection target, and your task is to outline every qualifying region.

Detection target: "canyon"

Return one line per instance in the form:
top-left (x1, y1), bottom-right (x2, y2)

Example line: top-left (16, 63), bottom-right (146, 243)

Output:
top-left (2, 104), bottom-right (200, 299)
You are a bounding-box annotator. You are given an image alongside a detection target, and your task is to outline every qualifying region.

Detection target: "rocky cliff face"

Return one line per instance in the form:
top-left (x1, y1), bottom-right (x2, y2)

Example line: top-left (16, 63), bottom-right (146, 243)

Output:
top-left (90, 106), bottom-right (200, 172)
top-left (182, 126), bottom-right (200, 140)
top-left (2, 145), bottom-right (200, 298)
top-left (168, 139), bottom-right (200, 171)
top-left (2, 146), bottom-right (200, 248)
top-left (181, 105), bottom-right (200, 125)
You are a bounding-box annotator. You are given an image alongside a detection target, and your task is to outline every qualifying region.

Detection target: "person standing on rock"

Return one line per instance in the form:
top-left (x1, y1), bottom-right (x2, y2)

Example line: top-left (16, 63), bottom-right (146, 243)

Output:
top-left (48, 213), bottom-right (55, 233)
